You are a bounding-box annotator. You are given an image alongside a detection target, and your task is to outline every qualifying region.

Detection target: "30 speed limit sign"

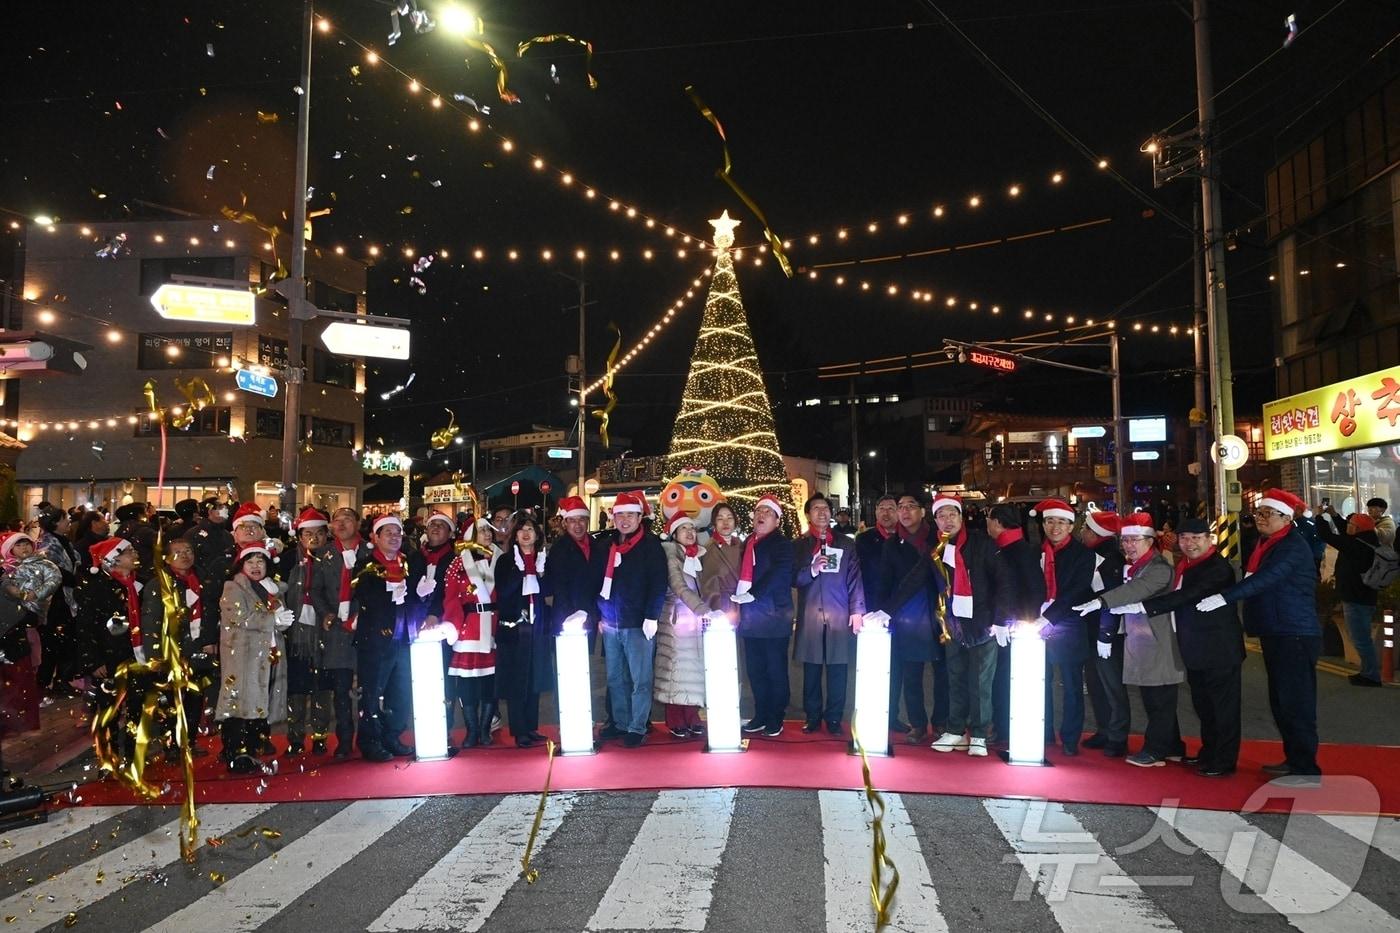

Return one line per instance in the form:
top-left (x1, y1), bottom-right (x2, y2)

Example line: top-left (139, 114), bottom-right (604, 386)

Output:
top-left (1212, 434), bottom-right (1249, 470)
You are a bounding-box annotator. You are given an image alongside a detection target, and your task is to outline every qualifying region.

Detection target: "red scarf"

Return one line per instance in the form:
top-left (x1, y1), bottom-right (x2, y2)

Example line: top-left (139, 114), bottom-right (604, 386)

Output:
top-left (897, 520), bottom-right (930, 551)
top-left (875, 523), bottom-right (895, 540)
top-left (737, 529), bottom-right (772, 594)
top-left (372, 548), bottom-right (407, 582)
top-left (809, 526), bottom-right (832, 557)
top-left (337, 536), bottom-right (362, 606)
top-left (1041, 536), bottom-right (1071, 600)
top-left (712, 532), bottom-right (737, 548)
top-left (1173, 545), bottom-right (1218, 589)
top-left (1124, 547), bottom-right (1157, 580)
top-left (994, 527), bottom-right (1024, 548)
top-left (936, 526), bottom-right (975, 617)
top-left (179, 569), bottom-right (203, 625)
top-left (601, 529), bottom-right (645, 599)
top-left (1245, 526), bottom-right (1291, 575)
top-left (571, 531), bottom-right (592, 562)
top-left (114, 570), bottom-right (142, 652)
top-left (421, 541), bottom-right (453, 568)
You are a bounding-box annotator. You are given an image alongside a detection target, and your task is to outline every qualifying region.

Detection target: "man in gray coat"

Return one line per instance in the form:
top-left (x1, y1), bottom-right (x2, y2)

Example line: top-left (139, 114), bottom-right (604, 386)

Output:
top-left (792, 494), bottom-right (864, 734)
top-left (312, 507), bottom-right (369, 757)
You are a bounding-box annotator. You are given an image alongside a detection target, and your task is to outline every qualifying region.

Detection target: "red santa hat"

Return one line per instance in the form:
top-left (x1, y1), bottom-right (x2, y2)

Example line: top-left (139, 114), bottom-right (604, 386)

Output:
top-left (293, 506), bottom-right (328, 530)
top-left (929, 493), bottom-right (963, 516)
top-left (1030, 498), bottom-right (1075, 523)
top-left (665, 512), bottom-right (695, 537)
top-left (557, 496), bottom-right (589, 519)
top-left (88, 537), bottom-right (131, 573)
top-left (1119, 512), bottom-right (1156, 537)
top-left (0, 531), bottom-right (34, 561)
top-left (235, 542), bottom-right (271, 563)
top-left (1083, 509), bottom-right (1121, 538)
top-left (372, 514), bottom-right (403, 535)
top-left (755, 494), bottom-right (784, 519)
top-left (231, 502), bottom-right (265, 529)
top-left (424, 511), bottom-right (456, 531)
top-left (1258, 487), bottom-right (1310, 519)
top-left (611, 491), bottom-right (646, 515)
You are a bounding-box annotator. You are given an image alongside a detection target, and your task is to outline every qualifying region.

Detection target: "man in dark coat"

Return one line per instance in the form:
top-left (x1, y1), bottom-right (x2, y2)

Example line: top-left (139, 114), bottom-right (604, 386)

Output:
top-left (313, 506), bottom-right (370, 757)
top-left (1033, 499), bottom-right (1097, 757)
top-left (283, 508), bottom-right (335, 756)
top-left (792, 494), bottom-right (864, 734)
top-left (855, 495), bottom-right (903, 731)
top-left (881, 491), bottom-right (946, 744)
top-left (140, 535), bottom-right (216, 760)
top-left (732, 494), bottom-right (795, 737)
top-left (1314, 505), bottom-right (1383, 687)
top-left (596, 491), bottom-right (668, 747)
top-left (1127, 518), bottom-right (1243, 776)
top-left (115, 502), bottom-right (157, 582)
top-left (986, 503), bottom-right (1047, 745)
top-left (349, 514), bottom-right (428, 762)
top-left (184, 498), bottom-right (236, 634)
top-left (1078, 509), bottom-right (1129, 754)
top-left (1196, 488), bottom-right (1320, 783)
top-left (544, 497), bottom-right (608, 642)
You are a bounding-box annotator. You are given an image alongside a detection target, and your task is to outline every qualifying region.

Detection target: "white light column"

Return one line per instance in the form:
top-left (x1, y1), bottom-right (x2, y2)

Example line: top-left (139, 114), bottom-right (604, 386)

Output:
top-left (1005, 622), bottom-right (1049, 766)
top-left (702, 613), bottom-right (743, 752)
top-left (851, 611), bottom-right (892, 757)
top-left (409, 637), bottom-right (450, 761)
top-left (555, 615), bottom-right (597, 755)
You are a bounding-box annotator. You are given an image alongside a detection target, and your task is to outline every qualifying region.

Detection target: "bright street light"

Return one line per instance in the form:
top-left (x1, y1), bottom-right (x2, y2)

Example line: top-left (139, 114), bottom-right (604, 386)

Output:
top-left (438, 4), bottom-right (479, 36)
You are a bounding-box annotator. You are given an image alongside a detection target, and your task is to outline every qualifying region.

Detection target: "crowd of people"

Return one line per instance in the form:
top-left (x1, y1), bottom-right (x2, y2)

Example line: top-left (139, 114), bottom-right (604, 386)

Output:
top-left (0, 482), bottom-right (1352, 788)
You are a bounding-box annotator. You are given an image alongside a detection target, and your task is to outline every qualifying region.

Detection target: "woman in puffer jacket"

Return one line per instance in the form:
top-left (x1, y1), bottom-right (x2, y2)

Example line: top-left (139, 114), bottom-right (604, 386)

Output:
top-left (654, 513), bottom-right (710, 739)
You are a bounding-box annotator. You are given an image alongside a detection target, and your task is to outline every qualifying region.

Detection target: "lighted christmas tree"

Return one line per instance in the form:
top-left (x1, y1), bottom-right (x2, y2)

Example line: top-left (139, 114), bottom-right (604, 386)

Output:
top-left (667, 212), bottom-right (795, 526)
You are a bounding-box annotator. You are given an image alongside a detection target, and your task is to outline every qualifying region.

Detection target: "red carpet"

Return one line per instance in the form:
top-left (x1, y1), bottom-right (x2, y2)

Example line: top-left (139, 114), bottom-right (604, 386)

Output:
top-left (68, 723), bottom-right (1400, 816)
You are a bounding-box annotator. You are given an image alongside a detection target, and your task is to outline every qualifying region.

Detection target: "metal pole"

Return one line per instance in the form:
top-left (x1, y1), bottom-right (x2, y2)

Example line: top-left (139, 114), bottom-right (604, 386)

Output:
top-left (1111, 332), bottom-right (1128, 515)
top-left (1192, 195), bottom-right (1211, 511)
top-left (848, 379), bottom-right (861, 524)
top-left (577, 268), bottom-right (587, 496)
top-left (280, 0), bottom-right (314, 516)
top-left (1195, 0), bottom-right (1237, 523)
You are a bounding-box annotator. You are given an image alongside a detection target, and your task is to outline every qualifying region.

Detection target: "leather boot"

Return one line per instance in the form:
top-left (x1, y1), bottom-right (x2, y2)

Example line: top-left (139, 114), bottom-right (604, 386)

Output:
top-left (461, 703), bottom-right (480, 749)
top-left (478, 702), bottom-right (496, 747)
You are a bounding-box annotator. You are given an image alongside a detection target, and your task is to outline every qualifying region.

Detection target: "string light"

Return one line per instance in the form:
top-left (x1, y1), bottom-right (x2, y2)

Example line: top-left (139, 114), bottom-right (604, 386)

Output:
top-left (581, 266), bottom-right (711, 397)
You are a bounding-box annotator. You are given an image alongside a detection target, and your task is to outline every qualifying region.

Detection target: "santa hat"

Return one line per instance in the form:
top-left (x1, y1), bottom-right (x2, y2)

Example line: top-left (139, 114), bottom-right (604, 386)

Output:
top-left (88, 537), bottom-right (131, 574)
top-left (557, 496), bottom-right (589, 519)
top-left (930, 493), bottom-right (963, 516)
top-left (611, 491), bottom-right (646, 515)
top-left (425, 512), bottom-right (455, 531)
top-left (666, 512), bottom-right (695, 537)
top-left (293, 506), bottom-right (328, 530)
top-left (1349, 512), bottom-right (1377, 533)
top-left (235, 542), bottom-right (271, 563)
top-left (1083, 509), bottom-right (1121, 538)
top-left (1030, 498), bottom-right (1075, 523)
top-left (755, 494), bottom-right (784, 519)
top-left (231, 502), bottom-right (264, 528)
top-left (1119, 512), bottom-right (1156, 537)
top-left (372, 514), bottom-right (403, 535)
top-left (1258, 487), bottom-right (1310, 519)
top-left (0, 531), bottom-right (34, 561)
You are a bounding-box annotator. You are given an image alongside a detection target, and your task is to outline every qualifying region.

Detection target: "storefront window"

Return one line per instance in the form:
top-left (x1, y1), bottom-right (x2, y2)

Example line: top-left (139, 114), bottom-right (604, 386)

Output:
top-left (1306, 451), bottom-right (1358, 515)
top-left (1356, 445), bottom-right (1400, 512)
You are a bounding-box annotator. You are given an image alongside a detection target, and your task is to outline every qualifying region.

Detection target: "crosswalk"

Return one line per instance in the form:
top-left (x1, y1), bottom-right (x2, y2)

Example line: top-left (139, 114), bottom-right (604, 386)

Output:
top-left (2, 788), bottom-right (1398, 932)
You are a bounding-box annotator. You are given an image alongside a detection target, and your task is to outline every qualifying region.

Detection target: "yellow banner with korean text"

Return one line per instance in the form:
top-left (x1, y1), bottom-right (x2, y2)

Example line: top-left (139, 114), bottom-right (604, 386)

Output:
top-left (1263, 366), bottom-right (1400, 461)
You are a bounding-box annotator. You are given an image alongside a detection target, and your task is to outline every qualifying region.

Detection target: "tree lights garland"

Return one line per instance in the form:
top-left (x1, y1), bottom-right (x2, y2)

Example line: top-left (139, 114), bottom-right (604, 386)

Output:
top-left (665, 213), bottom-right (794, 523)
top-left (580, 266), bottom-right (712, 398)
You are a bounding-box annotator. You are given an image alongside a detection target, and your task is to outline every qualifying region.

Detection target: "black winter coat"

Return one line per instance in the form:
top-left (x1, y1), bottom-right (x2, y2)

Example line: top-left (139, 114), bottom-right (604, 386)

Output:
top-left (494, 549), bottom-right (554, 693)
top-left (1090, 537), bottom-right (1127, 642)
top-left (543, 533), bottom-right (608, 637)
top-left (1315, 513), bottom-right (1379, 606)
top-left (596, 531), bottom-right (668, 630)
top-left (989, 535), bottom-right (1046, 627)
top-left (348, 549), bottom-right (427, 649)
top-left (1142, 553), bottom-right (1244, 670)
top-left (1039, 539), bottom-right (1098, 664)
top-left (184, 519), bottom-right (236, 631)
top-left (881, 526), bottom-right (942, 662)
top-left (854, 527), bottom-right (894, 614)
top-left (736, 532), bottom-right (794, 639)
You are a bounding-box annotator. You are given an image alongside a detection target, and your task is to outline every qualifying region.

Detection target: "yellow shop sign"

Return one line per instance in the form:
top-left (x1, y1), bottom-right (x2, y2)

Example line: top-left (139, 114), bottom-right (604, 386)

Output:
top-left (1263, 366), bottom-right (1400, 460)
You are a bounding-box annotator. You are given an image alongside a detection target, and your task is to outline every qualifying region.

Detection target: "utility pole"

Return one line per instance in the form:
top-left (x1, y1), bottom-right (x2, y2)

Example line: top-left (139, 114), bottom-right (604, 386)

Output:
top-left (1110, 332), bottom-right (1128, 516)
top-left (848, 379), bottom-right (861, 524)
top-left (576, 272), bottom-right (587, 494)
top-left (280, 0), bottom-right (314, 516)
top-left (1192, 196), bottom-right (1212, 510)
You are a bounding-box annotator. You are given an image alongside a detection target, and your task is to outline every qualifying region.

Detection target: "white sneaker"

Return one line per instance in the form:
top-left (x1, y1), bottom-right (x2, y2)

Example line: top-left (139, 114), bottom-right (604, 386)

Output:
top-left (967, 737), bottom-right (988, 757)
top-left (931, 731), bottom-right (969, 752)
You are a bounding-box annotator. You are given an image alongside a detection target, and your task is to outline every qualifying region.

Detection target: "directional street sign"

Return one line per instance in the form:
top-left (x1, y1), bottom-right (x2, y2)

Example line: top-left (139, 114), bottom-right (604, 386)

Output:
top-left (235, 369), bottom-right (279, 399)
top-left (149, 283), bottom-right (256, 326)
top-left (320, 321), bottom-right (411, 360)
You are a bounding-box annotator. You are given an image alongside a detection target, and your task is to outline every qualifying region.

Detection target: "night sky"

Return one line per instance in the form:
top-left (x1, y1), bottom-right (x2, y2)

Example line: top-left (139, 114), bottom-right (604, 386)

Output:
top-left (5, 1), bottom-right (1395, 472)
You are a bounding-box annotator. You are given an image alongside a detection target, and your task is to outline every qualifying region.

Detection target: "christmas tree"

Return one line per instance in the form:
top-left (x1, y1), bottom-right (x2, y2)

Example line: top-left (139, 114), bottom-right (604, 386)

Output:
top-left (667, 212), bottom-right (795, 526)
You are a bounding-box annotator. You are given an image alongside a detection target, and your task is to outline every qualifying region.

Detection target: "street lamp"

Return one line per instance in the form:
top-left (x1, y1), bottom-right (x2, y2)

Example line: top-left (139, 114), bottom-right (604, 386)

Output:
top-left (438, 5), bottom-right (479, 36)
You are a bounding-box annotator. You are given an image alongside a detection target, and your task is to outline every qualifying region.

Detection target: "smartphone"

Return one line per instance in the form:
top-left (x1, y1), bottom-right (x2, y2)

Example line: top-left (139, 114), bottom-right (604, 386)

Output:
top-left (1322, 498), bottom-right (1330, 508)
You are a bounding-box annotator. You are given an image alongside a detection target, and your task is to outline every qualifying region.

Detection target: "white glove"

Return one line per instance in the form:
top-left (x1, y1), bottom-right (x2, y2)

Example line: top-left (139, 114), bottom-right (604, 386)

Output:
top-left (561, 610), bottom-right (589, 633)
top-left (1072, 599), bottom-right (1102, 617)
top-left (1110, 602), bottom-right (1145, 615)
top-left (729, 592), bottom-right (754, 605)
top-left (1196, 594), bottom-right (1227, 612)
top-left (274, 607), bottom-right (295, 630)
top-left (702, 610), bottom-right (729, 629)
top-left (132, 646), bottom-right (147, 664)
top-left (862, 610), bottom-right (891, 630)
top-left (1096, 640), bottom-right (1112, 660)
top-left (642, 618), bottom-right (658, 640)
top-left (991, 624), bottom-right (1010, 647)
top-left (106, 615), bottom-right (129, 635)
top-left (415, 576), bottom-right (436, 599)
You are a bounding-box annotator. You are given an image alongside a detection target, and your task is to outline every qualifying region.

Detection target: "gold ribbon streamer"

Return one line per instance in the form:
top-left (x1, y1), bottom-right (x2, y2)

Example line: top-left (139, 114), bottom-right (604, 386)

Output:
top-left (430, 409), bottom-right (458, 450)
top-left (684, 85), bottom-right (793, 278)
top-left (143, 379), bottom-right (160, 418)
top-left (448, 15), bottom-right (519, 104)
top-left (590, 323), bottom-right (621, 447)
top-left (220, 203), bottom-right (288, 287)
top-left (850, 723), bottom-right (900, 928)
top-left (517, 34), bottom-right (598, 89)
top-left (930, 530), bottom-right (953, 645)
top-left (172, 377), bottom-right (215, 431)
top-left (519, 738), bottom-right (557, 883)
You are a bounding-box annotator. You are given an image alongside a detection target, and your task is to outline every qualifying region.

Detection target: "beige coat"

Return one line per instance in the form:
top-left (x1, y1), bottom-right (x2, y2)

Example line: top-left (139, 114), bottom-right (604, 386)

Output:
top-left (698, 536), bottom-right (743, 612)
top-left (215, 574), bottom-right (289, 723)
top-left (654, 541), bottom-right (707, 706)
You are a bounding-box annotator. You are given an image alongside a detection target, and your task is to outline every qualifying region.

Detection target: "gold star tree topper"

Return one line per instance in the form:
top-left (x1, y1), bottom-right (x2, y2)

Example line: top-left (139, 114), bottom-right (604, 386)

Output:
top-left (709, 210), bottom-right (741, 249)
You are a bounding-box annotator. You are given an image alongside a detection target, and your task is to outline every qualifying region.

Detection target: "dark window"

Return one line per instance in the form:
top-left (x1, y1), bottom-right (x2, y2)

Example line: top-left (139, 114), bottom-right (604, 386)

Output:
top-left (312, 349), bottom-right (355, 388)
top-left (137, 332), bottom-right (234, 369)
top-left (254, 407), bottom-right (284, 438)
top-left (258, 335), bottom-right (288, 370)
top-left (138, 257), bottom-right (236, 296)
top-left (309, 416), bottom-right (355, 448)
top-left (312, 280), bottom-right (358, 315)
top-left (135, 406), bottom-right (230, 437)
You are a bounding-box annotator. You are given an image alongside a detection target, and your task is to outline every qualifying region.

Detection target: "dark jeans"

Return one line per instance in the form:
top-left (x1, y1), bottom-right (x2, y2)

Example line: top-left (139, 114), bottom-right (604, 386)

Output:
top-left (902, 659), bottom-right (949, 734)
top-left (326, 667), bottom-right (355, 747)
top-left (1187, 664), bottom-right (1242, 770)
top-left (1138, 683), bottom-right (1185, 758)
top-left (1045, 660), bottom-right (1085, 745)
top-left (1261, 634), bottom-right (1321, 774)
top-left (357, 643), bottom-right (412, 753)
top-left (802, 661), bottom-right (848, 725)
top-left (1094, 635), bottom-right (1131, 745)
top-left (1083, 625), bottom-right (1110, 733)
top-left (945, 638), bottom-right (997, 738)
top-left (744, 636), bottom-right (790, 728)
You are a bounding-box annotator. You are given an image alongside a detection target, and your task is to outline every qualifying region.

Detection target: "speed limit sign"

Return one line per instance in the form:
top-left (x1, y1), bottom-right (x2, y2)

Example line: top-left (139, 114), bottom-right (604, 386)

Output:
top-left (1212, 434), bottom-right (1249, 470)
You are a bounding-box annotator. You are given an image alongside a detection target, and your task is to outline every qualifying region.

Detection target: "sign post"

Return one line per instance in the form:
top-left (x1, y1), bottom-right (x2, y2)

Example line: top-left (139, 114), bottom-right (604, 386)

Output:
top-left (234, 369), bottom-right (279, 399)
top-left (320, 320), bottom-right (411, 360)
top-left (150, 282), bottom-right (256, 326)
top-left (511, 479), bottom-right (521, 510)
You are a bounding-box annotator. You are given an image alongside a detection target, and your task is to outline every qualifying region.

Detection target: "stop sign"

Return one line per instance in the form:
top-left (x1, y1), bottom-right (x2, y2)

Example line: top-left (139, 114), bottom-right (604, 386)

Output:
top-left (540, 480), bottom-right (552, 494)
top-left (510, 480), bottom-right (521, 496)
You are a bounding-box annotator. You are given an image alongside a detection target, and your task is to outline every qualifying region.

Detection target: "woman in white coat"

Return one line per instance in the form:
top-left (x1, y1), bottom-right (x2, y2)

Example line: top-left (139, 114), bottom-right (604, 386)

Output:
top-left (655, 513), bottom-right (710, 738)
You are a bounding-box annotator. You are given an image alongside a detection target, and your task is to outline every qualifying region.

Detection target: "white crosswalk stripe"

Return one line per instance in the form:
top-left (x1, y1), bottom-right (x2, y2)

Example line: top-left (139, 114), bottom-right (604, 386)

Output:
top-left (145, 797), bottom-right (426, 933)
top-left (6, 790), bottom-right (1400, 932)
top-left (369, 793), bottom-right (578, 933)
top-left (587, 788), bottom-right (737, 931)
top-left (819, 789), bottom-right (947, 933)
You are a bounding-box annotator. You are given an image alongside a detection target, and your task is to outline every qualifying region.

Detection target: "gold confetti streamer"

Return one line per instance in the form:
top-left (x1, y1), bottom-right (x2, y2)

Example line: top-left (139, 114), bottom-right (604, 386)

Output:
top-left (519, 739), bottom-right (557, 883)
top-left (684, 85), bottom-right (792, 278)
top-left (850, 722), bottom-right (900, 929)
top-left (255, 111), bottom-right (279, 124)
top-left (590, 324), bottom-right (621, 447)
top-left (219, 203), bottom-right (288, 287)
top-left (430, 409), bottom-right (458, 450)
top-left (516, 34), bottom-right (598, 89)
top-left (930, 530), bottom-right (953, 645)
